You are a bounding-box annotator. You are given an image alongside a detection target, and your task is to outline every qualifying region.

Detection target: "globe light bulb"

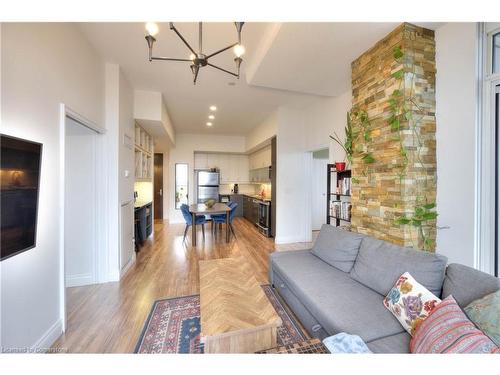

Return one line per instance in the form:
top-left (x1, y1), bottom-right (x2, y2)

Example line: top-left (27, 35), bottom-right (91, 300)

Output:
top-left (145, 22), bottom-right (159, 37)
top-left (208, 115), bottom-right (215, 120)
top-left (189, 53), bottom-right (196, 61)
top-left (233, 44), bottom-right (245, 58)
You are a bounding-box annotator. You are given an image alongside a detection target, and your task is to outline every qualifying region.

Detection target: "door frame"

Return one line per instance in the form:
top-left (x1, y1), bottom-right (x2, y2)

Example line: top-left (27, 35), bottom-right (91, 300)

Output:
top-left (154, 153), bottom-right (163, 220)
top-left (304, 144), bottom-right (330, 243)
top-left (59, 104), bottom-right (106, 332)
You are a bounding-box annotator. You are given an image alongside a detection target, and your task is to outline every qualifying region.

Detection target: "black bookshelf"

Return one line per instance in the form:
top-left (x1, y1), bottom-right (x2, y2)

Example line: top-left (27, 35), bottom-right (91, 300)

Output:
top-left (326, 164), bottom-right (352, 227)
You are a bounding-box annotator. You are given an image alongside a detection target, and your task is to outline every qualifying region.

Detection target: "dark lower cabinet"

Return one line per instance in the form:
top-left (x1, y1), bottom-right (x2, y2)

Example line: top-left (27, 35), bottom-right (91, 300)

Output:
top-left (135, 202), bottom-right (152, 249)
top-left (229, 194), bottom-right (244, 217)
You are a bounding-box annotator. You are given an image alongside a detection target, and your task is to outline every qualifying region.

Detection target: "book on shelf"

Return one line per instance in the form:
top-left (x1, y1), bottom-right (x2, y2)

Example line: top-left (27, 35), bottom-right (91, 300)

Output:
top-left (336, 177), bottom-right (351, 195)
top-left (329, 200), bottom-right (352, 221)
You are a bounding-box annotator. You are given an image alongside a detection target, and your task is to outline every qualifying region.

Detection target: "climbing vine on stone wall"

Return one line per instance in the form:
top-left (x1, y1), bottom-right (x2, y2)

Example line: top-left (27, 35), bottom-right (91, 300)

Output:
top-left (390, 43), bottom-right (438, 251)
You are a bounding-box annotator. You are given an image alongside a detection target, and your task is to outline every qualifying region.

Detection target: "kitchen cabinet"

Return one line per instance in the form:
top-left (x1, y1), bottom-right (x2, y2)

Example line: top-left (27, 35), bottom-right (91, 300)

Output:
top-left (194, 153), bottom-right (208, 170)
top-left (242, 195), bottom-right (259, 225)
top-left (206, 154), bottom-right (217, 169)
top-left (249, 145), bottom-right (271, 170)
top-left (249, 167), bottom-right (271, 183)
top-left (134, 123), bottom-right (154, 180)
top-left (229, 194), bottom-right (243, 217)
top-left (195, 152), bottom-right (249, 183)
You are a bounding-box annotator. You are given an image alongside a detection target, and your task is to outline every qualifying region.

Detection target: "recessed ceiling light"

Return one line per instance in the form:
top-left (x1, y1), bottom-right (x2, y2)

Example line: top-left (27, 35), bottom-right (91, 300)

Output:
top-left (209, 105), bottom-right (217, 111)
top-left (206, 122), bottom-right (213, 127)
top-left (208, 115), bottom-right (215, 120)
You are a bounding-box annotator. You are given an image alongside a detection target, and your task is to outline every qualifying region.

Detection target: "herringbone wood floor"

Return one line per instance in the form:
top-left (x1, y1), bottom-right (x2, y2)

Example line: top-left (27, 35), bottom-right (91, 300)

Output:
top-left (52, 218), bottom-right (314, 353)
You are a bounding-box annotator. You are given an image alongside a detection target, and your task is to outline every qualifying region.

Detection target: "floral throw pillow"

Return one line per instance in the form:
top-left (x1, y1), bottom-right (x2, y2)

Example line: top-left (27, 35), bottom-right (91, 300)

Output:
top-left (383, 272), bottom-right (441, 336)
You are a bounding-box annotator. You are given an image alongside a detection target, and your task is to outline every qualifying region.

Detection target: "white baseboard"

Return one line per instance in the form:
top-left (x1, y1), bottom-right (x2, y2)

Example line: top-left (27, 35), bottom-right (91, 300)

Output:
top-left (32, 319), bottom-right (63, 352)
top-left (120, 254), bottom-right (135, 278)
top-left (65, 273), bottom-right (94, 287)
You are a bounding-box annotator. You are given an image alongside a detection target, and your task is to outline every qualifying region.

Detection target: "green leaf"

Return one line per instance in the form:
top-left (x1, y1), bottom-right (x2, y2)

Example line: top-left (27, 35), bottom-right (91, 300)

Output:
top-left (415, 206), bottom-right (425, 216)
top-left (422, 212), bottom-right (438, 221)
top-left (393, 45), bottom-right (403, 60)
top-left (423, 203), bottom-right (436, 210)
top-left (351, 177), bottom-right (359, 184)
top-left (392, 70), bottom-right (404, 80)
top-left (362, 153), bottom-right (375, 164)
top-left (364, 131), bottom-right (371, 142)
top-left (394, 217), bottom-right (411, 225)
top-left (400, 147), bottom-right (407, 157)
top-left (411, 218), bottom-right (423, 227)
top-left (392, 89), bottom-right (402, 97)
top-left (390, 117), bottom-right (400, 131)
top-left (389, 98), bottom-right (397, 108)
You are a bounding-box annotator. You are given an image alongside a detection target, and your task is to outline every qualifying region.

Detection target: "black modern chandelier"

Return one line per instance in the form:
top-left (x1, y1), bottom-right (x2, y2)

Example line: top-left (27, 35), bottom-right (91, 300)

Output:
top-left (144, 22), bottom-right (245, 85)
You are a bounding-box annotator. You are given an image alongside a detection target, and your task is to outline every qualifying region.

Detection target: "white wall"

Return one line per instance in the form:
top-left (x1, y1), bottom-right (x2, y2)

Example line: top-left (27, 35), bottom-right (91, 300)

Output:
top-left (274, 93), bottom-right (351, 243)
top-left (168, 134), bottom-right (246, 223)
top-left (435, 23), bottom-right (478, 267)
top-left (246, 111), bottom-right (278, 151)
top-left (1, 23), bottom-right (104, 350)
top-left (105, 63), bottom-right (135, 277)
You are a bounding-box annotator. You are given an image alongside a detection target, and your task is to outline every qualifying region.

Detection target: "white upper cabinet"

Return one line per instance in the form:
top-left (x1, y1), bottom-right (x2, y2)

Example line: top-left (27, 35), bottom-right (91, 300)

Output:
top-left (206, 154), bottom-right (218, 169)
top-left (218, 156), bottom-right (229, 183)
top-left (194, 152), bottom-right (249, 183)
top-left (249, 145), bottom-right (271, 170)
top-left (194, 153), bottom-right (208, 170)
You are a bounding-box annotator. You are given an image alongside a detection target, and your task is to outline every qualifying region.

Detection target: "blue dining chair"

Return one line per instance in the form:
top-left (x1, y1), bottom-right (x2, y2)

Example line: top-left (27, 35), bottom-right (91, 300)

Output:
top-left (180, 204), bottom-right (207, 241)
top-left (211, 202), bottom-right (238, 238)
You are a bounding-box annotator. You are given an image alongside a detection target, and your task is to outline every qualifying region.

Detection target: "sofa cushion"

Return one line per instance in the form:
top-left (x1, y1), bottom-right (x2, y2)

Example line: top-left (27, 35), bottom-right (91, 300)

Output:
top-left (349, 237), bottom-right (447, 296)
top-left (366, 332), bottom-right (410, 353)
top-left (311, 225), bottom-right (365, 272)
top-left (442, 263), bottom-right (500, 307)
top-left (270, 250), bottom-right (405, 342)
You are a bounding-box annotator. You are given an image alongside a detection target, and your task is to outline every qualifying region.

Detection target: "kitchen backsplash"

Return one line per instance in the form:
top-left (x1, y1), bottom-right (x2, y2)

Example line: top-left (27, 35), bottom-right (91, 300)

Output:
top-left (219, 183), bottom-right (272, 198)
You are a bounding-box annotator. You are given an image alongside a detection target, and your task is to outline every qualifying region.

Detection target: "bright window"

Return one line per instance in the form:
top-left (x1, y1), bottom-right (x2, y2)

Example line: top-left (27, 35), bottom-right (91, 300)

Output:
top-left (494, 32), bottom-right (500, 74)
top-left (175, 163), bottom-right (188, 209)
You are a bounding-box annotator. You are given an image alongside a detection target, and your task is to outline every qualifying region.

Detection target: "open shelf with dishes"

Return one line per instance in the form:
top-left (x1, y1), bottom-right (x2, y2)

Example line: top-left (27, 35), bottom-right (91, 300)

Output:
top-left (326, 165), bottom-right (351, 228)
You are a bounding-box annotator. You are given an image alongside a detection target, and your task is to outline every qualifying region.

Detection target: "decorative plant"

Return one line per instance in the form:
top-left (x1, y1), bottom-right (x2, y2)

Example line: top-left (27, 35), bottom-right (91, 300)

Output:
top-left (389, 43), bottom-right (439, 251)
top-left (394, 202), bottom-right (438, 251)
top-left (330, 110), bottom-right (375, 172)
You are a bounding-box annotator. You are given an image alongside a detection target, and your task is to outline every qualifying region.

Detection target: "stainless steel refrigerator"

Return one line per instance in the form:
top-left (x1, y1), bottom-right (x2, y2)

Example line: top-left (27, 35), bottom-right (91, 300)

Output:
top-left (196, 170), bottom-right (219, 203)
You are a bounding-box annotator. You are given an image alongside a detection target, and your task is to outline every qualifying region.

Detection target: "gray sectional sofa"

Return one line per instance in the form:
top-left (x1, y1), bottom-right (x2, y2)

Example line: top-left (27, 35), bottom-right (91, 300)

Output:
top-left (269, 225), bottom-right (500, 353)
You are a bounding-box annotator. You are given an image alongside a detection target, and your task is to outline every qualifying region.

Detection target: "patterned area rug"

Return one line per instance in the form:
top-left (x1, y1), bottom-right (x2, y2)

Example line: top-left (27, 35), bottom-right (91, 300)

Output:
top-left (135, 284), bottom-right (308, 353)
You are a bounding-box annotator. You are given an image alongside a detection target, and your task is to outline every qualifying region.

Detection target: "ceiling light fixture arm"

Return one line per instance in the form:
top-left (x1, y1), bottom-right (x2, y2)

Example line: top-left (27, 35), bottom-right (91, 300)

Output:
top-left (169, 22), bottom-right (197, 56)
top-left (206, 42), bottom-right (239, 60)
top-left (207, 63), bottom-right (239, 78)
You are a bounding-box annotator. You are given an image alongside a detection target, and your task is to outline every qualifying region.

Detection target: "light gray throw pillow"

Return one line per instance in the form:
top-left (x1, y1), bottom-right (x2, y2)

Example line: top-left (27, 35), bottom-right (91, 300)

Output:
top-left (311, 225), bottom-right (365, 273)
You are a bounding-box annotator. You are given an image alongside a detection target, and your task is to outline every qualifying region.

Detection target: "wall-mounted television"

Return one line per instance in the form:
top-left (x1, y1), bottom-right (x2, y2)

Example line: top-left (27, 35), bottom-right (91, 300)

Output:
top-left (1, 134), bottom-right (42, 261)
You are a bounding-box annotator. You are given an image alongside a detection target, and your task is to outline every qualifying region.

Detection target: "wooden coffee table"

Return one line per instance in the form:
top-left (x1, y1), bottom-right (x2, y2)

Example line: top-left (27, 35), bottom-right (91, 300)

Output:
top-left (199, 258), bottom-right (282, 353)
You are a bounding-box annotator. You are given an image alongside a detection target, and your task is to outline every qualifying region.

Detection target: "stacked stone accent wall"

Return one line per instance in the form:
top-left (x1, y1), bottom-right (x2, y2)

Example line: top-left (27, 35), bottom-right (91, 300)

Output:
top-left (350, 23), bottom-right (437, 249)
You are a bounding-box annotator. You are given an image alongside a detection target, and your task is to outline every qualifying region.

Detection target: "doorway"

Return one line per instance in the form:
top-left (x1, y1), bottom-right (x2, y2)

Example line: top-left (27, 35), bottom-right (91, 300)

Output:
top-left (59, 104), bottom-right (106, 333)
top-left (64, 117), bottom-right (99, 287)
top-left (154, 153), bottom-right (163, 219)
top-left (311, 148), bottom-right (329, 231)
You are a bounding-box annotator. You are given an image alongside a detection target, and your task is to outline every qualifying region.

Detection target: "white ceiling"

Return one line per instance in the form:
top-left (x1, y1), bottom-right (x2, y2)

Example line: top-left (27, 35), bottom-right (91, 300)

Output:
top-left (79, 22), bottom-right (444, 136)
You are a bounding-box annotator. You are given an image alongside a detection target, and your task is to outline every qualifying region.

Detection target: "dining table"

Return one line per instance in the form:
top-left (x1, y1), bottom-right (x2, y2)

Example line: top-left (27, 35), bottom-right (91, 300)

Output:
top-left (189, 203), bottom-right (232, 246)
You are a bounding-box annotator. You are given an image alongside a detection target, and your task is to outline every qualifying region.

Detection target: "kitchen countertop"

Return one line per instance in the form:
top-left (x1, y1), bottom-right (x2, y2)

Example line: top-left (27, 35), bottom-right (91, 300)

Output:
top-left (232, 193), bottom-right (271, 202)
top-left (134, 200), bottom-right (152, 209)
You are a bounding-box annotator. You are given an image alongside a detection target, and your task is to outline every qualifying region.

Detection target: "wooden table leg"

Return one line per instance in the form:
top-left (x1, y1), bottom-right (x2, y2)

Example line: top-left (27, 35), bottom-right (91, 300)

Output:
top-left (192, 212), bottom-right (197, 246)
top-left (225, 211), bottom-right (230, 243)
